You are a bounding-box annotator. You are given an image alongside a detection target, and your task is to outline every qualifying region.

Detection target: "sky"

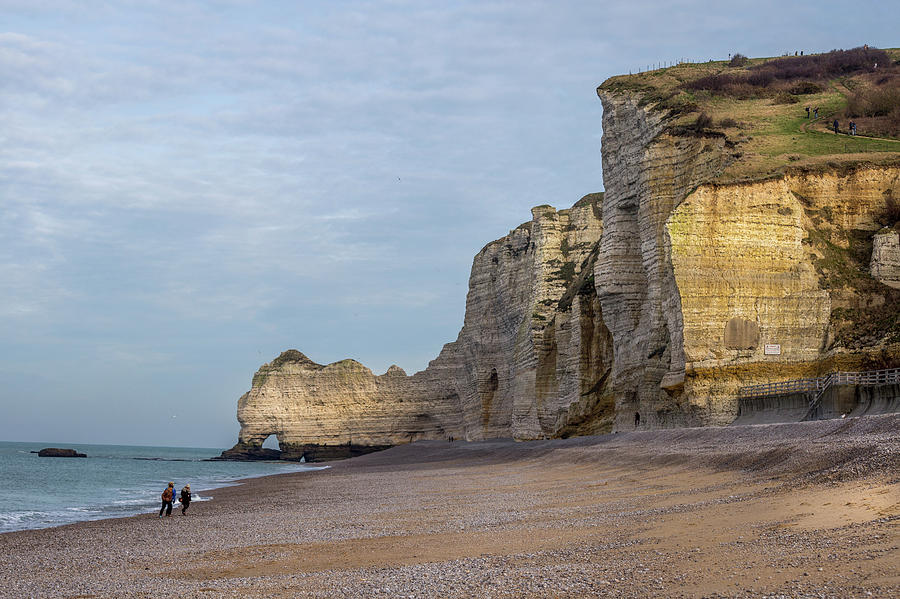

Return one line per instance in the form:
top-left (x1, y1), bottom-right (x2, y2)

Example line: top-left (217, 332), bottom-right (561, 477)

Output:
top-left (1, 1), bottom-right (897, 448)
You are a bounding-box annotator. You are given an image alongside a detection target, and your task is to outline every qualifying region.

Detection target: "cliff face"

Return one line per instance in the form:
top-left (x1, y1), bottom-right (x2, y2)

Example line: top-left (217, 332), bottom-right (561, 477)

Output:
top-left (419, 197), bottom-right (610, 441)
top-left (596, 91), bottom-right (733, 429)
top-left (667, 169), bottom-right (900, 422)
top-left (595, 88), bottom-right (900, 428)
top-left (222, 86), bottom-right (900, 461)
top-left (223, 197), bottom-right (611, 460)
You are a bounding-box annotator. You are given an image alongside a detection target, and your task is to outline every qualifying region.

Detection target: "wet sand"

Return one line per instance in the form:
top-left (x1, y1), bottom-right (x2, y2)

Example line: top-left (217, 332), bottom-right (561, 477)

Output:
top-left (2, 415), bottom-right (898, 598)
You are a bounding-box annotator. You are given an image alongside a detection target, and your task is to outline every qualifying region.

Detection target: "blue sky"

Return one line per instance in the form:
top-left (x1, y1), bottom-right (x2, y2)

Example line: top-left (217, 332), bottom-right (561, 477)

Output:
top-left (1, 1), bottom-right (897, 447)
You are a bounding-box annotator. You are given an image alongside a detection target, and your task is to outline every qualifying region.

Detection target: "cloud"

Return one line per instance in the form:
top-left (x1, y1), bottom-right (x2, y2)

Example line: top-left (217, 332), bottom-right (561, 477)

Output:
top-left (338, 288), bottom-right (441, 309)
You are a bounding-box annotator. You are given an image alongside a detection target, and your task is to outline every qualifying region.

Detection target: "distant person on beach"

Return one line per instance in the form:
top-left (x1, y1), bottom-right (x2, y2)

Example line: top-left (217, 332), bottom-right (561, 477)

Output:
top-left (179, 484), bottom-right (192, 515)
top-left (159, 482), bottom-right (175, 518)
top-left (634, 412), bottom-right (640, 428)
top-left (833, 119), bottom-right (839, 134)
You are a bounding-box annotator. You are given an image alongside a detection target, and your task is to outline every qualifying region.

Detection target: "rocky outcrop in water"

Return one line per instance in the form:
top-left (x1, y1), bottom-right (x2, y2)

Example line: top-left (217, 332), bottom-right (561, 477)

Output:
top-left (37, 448), bottom-right (86, 458)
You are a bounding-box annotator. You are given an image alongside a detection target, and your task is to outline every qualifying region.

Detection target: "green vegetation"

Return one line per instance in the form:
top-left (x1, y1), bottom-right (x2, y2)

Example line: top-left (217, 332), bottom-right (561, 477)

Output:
top-left (728, 53), bottom-right (749, 68)
top-left (600, 50), bottom-right (900, 347)
top-left (554, 262), bottom-right (576, 285)
top-left (807, 219), bottom-right (900, 347)
top-left (878, 191), bottom-right (900, 228)
top-left (574, 192), bottom-right (604, 208)
top-left (598, 47), bottom-right (900, 182)
top-left (809, 228), bottom-right (865, 289)
top-left (574, 192), bottom-right (604, 220)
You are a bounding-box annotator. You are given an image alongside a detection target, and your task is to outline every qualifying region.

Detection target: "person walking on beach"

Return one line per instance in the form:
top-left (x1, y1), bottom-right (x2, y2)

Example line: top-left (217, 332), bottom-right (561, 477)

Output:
top-left (159, 482), bottom-right (175, 518)
top-left (179, 484), bottom-right (192, 515)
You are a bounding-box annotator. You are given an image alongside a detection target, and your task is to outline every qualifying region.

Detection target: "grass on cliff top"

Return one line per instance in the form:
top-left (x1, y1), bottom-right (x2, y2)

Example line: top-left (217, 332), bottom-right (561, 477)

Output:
top-left (599, 48), bottom-right (900, 183)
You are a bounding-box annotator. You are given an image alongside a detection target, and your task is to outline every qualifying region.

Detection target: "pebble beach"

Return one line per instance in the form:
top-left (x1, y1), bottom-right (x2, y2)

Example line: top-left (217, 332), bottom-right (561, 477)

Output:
top-left (2, 414), bottom-right (898, 598)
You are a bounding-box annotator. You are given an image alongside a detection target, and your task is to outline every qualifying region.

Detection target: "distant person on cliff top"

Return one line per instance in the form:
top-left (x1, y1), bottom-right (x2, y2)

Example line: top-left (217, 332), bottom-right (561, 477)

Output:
top-left (814, 107), bottom-right (818, 119)
top-left (159, 482), bottom-right (175, 518)
top-left (179, 484), bottom-right (192, 515)
top-left (805, 106), bottom-right (810, 118)
top-left (634, 412), bottom-right (640, 428)
top-left (833, 119), bottom-right (840, 134)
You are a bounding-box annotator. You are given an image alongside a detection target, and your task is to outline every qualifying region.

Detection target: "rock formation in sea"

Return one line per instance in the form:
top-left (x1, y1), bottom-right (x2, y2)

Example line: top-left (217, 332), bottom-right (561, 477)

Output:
top-left (37, 448), bottom-right (87, 458)
top-left (223, 52), bottom-right (900, 461)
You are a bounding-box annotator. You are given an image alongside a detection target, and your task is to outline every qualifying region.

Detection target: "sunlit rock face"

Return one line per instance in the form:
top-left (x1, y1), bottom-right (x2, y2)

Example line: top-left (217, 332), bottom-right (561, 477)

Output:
top-left (667, 168), bottom-right (900, 424)
top-left (597, 86), bottom-right (900, 428)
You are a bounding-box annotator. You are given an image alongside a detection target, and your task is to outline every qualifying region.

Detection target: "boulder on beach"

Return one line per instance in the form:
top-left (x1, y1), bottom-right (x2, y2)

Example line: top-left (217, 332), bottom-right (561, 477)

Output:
top-left (37, 448), bottom-right (87, 458)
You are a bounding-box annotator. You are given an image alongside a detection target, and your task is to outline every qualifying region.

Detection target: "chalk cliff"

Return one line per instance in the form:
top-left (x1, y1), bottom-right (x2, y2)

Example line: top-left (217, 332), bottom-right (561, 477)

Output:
top-left (222, 197), bottom-right (612, 461)
top-left (595, 86), bottom-right (900, 427)
top-left (223, 60), bottom-right (900, 460)
top-left (871, 230), bottom-right (900, 289)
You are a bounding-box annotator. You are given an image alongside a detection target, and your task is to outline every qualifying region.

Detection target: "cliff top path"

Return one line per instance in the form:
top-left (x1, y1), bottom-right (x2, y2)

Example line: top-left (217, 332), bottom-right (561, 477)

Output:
top-left (600, 46), bottom-right (900, 183)
top-left (2, 414), bottom-right (898, 598)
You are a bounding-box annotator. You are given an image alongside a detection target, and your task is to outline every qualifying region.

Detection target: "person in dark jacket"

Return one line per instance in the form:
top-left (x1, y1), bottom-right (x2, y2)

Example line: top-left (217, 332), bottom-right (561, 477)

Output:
top-left (179, 484), bottom-right (192, 515)
top-left (833, 119), bottom-right (840, 134)
top-left (159, 482), bottom-right (175, 518)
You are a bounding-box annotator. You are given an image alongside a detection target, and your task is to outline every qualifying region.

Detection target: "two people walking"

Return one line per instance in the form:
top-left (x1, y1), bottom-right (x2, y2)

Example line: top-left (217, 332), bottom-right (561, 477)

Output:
top-left (830, 119), bottom-right (858, 136)
top-left (159, 481), bottom-right (192, 517)
top-left (806, 107), bottom-right (857, 136)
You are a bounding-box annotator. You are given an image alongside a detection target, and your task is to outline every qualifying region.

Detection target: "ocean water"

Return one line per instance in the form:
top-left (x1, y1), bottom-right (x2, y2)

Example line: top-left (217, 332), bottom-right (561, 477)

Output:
top-left (0, 441), bottom-right (325, 534)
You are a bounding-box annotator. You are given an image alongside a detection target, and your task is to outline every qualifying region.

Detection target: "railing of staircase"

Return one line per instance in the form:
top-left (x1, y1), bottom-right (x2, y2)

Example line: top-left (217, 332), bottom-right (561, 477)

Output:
top-left (739, 368), bottom-right (900, 399)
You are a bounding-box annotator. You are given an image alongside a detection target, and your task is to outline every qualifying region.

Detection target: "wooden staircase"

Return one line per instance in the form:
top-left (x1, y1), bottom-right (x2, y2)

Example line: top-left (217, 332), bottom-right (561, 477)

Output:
top-left (738, 368), bottom-right (900, 421)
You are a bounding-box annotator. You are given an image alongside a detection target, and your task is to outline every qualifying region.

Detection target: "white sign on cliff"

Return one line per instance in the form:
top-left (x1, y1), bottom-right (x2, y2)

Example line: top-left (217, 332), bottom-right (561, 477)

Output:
top-left (764, 344), bottom-right (782, 355)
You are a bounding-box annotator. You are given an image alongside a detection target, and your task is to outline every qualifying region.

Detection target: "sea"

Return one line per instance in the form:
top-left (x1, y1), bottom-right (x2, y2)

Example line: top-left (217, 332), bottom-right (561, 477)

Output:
top-left (0, 441), bottom-right (326, 534)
